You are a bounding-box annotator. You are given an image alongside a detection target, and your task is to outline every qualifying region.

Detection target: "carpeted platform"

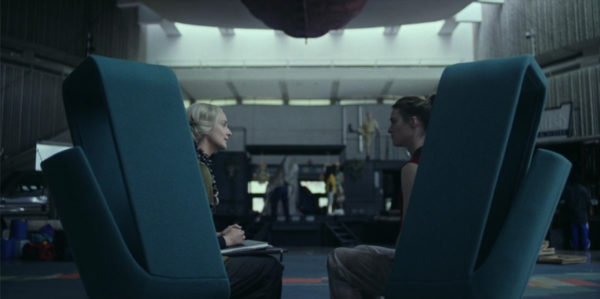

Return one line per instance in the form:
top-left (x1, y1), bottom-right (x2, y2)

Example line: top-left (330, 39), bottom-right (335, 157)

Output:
top-left (2, 248), bottom-right (599, 299)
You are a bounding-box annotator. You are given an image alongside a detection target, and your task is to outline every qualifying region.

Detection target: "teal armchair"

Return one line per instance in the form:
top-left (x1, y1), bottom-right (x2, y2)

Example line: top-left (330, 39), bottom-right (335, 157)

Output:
top-left (42, 56), bottom-right (229, 298)
top-left (385, 56), bottom-right (571, 299)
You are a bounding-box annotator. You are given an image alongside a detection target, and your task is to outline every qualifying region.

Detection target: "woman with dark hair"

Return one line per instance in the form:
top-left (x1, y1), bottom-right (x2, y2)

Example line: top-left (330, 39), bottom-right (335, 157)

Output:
top-left (187, 103), bottom-right (283, 299)
top-left (389, 96), bottom-right (431, 220)
top-left (327, 96), bottom-right (432, 299)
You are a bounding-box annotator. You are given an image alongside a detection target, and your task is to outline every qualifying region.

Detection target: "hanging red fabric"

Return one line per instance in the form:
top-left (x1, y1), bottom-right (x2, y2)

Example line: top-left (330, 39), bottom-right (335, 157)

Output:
top-left (241, 0), bottom-right (368, 38)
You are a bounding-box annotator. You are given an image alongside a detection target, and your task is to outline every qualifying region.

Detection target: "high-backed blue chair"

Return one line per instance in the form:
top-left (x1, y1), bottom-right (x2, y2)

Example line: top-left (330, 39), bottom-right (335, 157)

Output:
top-left (385, 56), bottom-right (571, 299)
top-left (41, 56), bottom-right (230, 298)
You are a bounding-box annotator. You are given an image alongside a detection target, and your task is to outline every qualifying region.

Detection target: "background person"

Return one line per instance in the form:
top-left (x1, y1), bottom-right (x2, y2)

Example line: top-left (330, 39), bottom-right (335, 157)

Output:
top-left (561, 169), bottom-right (592, 250)
top-left (358, 111), bottom-right (380, 160)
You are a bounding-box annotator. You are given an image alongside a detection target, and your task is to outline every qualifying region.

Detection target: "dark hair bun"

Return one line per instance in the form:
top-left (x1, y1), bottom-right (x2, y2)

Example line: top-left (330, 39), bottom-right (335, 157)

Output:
top-left (427, 94), bottom-right (436, 105)
top-left (392, 96), bottom-right (433, 130)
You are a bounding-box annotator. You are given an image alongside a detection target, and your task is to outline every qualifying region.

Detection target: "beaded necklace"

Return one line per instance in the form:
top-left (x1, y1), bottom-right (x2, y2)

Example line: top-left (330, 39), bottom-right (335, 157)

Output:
top-left (196, 148), bottom-right (220, 206)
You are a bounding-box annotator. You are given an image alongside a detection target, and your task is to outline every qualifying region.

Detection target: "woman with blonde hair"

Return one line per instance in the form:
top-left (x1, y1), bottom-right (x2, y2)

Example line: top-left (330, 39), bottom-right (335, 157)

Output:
top-left (187, 103), bottom-right (283, 299)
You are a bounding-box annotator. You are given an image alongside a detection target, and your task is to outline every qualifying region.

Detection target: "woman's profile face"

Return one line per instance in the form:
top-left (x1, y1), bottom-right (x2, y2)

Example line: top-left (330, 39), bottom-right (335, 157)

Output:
top-left (388, 108), bottom-right (413, 147)
top-left (206, 110), bottom-right (232, 151)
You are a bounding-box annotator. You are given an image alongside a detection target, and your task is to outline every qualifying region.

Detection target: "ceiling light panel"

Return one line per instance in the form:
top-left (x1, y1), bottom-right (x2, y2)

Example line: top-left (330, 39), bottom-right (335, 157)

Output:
top-left (241, 99), bottom-right (284, 105)
top-left (288, 99), bottom-right (331, 106)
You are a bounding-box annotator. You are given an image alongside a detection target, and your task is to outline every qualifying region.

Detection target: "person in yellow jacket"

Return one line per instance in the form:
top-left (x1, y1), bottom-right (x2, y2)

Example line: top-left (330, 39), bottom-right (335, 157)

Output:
top-left (358, 112), bottom-right (379, 159)
top-left (324, 164), bottom-right (337, 214)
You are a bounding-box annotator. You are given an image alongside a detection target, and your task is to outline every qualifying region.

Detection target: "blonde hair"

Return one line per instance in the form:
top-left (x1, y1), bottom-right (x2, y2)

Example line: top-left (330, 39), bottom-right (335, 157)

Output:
top-left (186, 103), bottom-right (223, 144)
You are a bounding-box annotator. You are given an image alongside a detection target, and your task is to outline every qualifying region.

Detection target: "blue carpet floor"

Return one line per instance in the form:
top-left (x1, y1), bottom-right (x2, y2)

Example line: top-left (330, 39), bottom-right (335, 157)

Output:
top-left (2, 248), bottom-right (599, 299)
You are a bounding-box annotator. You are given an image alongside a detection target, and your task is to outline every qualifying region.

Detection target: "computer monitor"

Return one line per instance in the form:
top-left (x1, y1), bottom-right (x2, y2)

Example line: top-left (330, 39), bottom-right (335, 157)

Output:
top-left (35, 142), bottom-right (71, 171)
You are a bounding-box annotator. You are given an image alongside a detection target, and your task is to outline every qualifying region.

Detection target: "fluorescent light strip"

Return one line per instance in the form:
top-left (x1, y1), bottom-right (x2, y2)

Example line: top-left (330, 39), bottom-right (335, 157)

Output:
top-left (196, 99), bottom-right (238, 106)
top-left (242, 99), bottom-right (284, 105)
top-left (339, 99), bottom-right (378, 105)
top-left (288, 99), bottom-right (330, 106)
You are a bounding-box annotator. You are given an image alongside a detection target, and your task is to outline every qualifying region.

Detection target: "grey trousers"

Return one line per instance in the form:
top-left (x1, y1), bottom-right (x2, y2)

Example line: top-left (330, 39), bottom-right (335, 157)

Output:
top-left (225, 255), bottom-right (283, 299)
top-left (327, 245), bottom-right (395, 299)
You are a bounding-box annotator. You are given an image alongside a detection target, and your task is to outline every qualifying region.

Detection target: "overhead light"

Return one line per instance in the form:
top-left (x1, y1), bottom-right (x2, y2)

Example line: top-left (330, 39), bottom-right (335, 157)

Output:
top-left (383, 99), bottom-right (399, 105)
top-left (438, 18), bottom-right (458, 36)
top-left (478, 0), bottom-right (504, 4)
top-left (196, 99), bottom-right (238, 106)
top-left (219, 27), bottom-right (235, 37)
top-left (242, 99), bottom-right (284, 105)
top-left (383, 26), bottom-right (400, 36)
top-left (340, 99), bottom-right (377, 105)
top-left (329, 29), bottom-right (344, 36)
top-left (289, 99), bottom-right (331, 106)
top-left (161, 20), bottom-right (181, 37)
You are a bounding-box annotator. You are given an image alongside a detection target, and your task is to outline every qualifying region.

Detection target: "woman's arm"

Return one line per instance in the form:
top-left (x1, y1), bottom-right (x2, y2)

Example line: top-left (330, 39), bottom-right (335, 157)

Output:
top-left (401, 163), bottom-right (419, 221)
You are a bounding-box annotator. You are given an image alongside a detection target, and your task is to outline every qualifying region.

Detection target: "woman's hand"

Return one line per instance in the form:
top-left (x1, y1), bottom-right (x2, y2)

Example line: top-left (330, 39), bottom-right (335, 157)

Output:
top-left (222, 224), bottom-right (242, 235)
top-left (223, 226), bottom-right (245, 247)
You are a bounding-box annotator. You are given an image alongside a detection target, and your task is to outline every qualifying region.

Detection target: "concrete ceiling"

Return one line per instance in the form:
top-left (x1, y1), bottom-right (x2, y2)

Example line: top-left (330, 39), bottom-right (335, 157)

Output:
top-left (175, 66), bottom-right (444, 101)
top-left (135, 0), bottom-right (475, 101)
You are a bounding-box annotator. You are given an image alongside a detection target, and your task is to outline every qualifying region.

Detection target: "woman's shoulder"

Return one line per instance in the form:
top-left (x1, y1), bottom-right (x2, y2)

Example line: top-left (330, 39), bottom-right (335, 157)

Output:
top-left (198, 163), bottom-right (213, 187)
top-left (198, 162), bottom-right (210, 173)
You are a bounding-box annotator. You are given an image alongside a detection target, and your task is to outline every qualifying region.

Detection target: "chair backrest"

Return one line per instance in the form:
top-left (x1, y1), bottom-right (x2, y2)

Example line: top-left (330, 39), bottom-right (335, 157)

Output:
top-left (385, 55), bottom-right (569, 298)
top-left (60, 55), bottom-right (226, 278)
top-left (473, 148), bottom-right (570, 299)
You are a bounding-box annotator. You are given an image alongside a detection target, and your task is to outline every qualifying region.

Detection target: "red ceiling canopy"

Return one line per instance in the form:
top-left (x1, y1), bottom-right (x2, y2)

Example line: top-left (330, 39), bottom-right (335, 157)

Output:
top-left (241, 0), bottom-right (368, 38)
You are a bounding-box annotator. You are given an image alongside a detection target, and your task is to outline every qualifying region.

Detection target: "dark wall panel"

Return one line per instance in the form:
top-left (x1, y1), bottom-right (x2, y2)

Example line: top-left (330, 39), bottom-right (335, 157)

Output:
top-left (1, 65), bottom-right (65, 161)
top-left (477, 0), bottom-right (600, 61)
top-left (1, 0), bottom-right (139, 60)
top-left (2, 0), bottom-right (87, 58)
top-left (1, 0), bottom-right (140, 179)
top-left (476, 0), bottom-right (600, 139)
top-left (213, 152), bottom-right (252, 216)
top-left (547, 65), bottom-right (600, 138)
